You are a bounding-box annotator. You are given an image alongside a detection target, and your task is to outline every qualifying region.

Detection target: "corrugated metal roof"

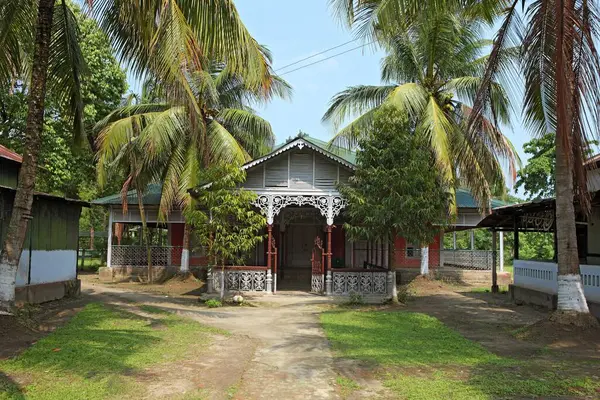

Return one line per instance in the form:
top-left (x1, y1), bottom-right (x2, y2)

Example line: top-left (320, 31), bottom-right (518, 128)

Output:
top-left (0, 184), bottom-right (90, 206)
top-left (92, 183), bottom-right (163, 205)
top-left (0, 144), bottom-right (23, 163)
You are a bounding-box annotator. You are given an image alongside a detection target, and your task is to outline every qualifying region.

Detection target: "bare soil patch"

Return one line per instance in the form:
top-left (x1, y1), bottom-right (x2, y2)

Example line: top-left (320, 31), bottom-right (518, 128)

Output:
top-left (0, 296), bottom-right (89, 359)
top-left (80, 272), bottom-right (205, 299)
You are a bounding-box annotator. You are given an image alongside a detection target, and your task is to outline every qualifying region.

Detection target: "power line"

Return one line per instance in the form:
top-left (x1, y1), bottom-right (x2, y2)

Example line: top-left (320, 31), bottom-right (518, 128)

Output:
top-left (279, 41), bottom-right (375, 76)
top-left (275, 38), bottom-right (361, 72)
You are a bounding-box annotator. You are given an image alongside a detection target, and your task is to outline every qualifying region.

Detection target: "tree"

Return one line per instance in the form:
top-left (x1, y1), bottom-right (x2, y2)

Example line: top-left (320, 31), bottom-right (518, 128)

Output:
top-left (95, 63), bottom-right (290, 272)
top-left (0, 0), bottom-right (85, 308)
top-left (340, 109), bottom-right (449, 299)
top-left (516, 133), bottom-right (556, 200)
top-left (185, 164), bottom-right (265, 300)
top-left (471, 0), bottom-right (600, 324)
top-left (324, 6), bottom-right (519, 213)
top-left (0, 0), bottom-right (279, 308)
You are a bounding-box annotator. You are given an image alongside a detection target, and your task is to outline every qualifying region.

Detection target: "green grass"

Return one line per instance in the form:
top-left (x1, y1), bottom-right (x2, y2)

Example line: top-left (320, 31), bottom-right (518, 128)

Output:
top-left (0, 303), bottom-right (221, 400)
top-left (467, 285), bottom-right (509, 294)
top-left (321, 311), bottom-right (600, 400)
top-left (78, 257), bottom-right (105, 272)
top-left (335, 375), bottom-right (360, 398)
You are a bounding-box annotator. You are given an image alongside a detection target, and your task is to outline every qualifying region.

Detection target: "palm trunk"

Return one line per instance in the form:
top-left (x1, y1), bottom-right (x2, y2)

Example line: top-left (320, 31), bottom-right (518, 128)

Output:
top-left (0, 0), bottom-right (56, 309)
top-left (553, 0), bottom-right (590, 316)
top-left (389, 233), bottom-right (398, 303)
top-left (137, 189), bottom-right (153, 283)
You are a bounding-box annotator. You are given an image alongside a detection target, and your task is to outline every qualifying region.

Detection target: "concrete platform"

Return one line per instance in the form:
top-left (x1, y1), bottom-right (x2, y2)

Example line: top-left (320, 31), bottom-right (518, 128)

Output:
top-left (15, 279), bottom-right (80, 304)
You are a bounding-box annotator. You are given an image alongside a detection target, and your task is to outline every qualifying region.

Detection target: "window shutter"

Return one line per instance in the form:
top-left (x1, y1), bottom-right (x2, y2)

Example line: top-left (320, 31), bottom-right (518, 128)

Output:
top-left (290, 152), bottom-right (314, 189)
top-left (243, 167), bottom-right (264, 188)
top-left (314, 155), bottom-right (338, 189)
top-left (265, 156), bottom-right (288, 187)
top-left (338, 168), bottom-right (352, 184)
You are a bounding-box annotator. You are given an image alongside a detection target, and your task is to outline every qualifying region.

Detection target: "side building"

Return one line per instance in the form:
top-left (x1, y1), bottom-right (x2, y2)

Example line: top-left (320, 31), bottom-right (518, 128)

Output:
top-left (0, 145), bottom-right (87, 303)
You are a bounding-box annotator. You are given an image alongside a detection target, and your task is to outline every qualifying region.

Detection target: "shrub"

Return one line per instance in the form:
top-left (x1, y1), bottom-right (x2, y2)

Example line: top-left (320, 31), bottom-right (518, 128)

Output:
top-left (205, 299), bottom-right (222, 308)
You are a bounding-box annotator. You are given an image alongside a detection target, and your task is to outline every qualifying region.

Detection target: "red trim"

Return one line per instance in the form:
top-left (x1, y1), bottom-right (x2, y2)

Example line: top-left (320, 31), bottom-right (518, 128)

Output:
top-left (332, 268), bottom-right (387, 272)
top-left (223, 266), bottom-right (268, 271)
top-left (0, 144), bottom-right (22, 163)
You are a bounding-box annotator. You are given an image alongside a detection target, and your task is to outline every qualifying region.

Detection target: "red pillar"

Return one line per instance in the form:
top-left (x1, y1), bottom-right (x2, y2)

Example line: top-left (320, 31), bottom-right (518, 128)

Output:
top-left (326, 225), bottom-right (332, 271)
top-left (267, 224), bottom-right (273, 269)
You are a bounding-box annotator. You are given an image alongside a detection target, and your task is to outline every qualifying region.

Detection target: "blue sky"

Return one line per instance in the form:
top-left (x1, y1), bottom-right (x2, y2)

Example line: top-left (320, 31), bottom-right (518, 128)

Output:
top-left (127, 0), bottom-right (531, 194)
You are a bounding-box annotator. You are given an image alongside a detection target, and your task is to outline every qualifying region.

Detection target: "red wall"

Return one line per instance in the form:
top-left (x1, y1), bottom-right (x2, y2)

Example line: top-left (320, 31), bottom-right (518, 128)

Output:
top-left (394, 233), bottom-right (441, 268)
top-left (332, 225), bottom-right (345, 259)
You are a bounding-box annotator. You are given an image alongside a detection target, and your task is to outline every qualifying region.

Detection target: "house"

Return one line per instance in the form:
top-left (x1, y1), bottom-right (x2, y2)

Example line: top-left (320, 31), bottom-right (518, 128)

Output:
top-left (477, 166), bottom-right (600, 317)
top-left (94, 134), bottom-right (509, 297)
top-left (0, 145), bottom-right (87, 303)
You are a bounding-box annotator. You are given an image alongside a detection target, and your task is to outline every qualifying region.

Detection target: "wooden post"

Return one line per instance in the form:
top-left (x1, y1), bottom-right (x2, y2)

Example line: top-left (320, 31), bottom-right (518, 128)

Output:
top-left (266, 224), bottom-right (273, 293)
top-left (499, 231), bottom-right (504, 272)
top-left (491, 229), bottom-right (498, 293)
top-left (106, 208), bottom-right (113, 268)
top-left (326, 225), bottom-right (332, 271)
top-left (513, 215), bottom-right (520, 261)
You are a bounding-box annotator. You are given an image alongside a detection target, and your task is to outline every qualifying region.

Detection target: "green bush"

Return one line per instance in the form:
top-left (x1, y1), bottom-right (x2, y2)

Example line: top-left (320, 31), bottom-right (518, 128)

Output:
top-left (205, 299), bottom-right (222, 308)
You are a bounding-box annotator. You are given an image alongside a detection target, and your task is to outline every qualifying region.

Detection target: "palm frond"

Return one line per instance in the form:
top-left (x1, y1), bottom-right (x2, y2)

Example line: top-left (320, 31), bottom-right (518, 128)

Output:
top-left (322, 85), bottom-right (396, 130)
top-left (48, 0), bottom-right (87, 145)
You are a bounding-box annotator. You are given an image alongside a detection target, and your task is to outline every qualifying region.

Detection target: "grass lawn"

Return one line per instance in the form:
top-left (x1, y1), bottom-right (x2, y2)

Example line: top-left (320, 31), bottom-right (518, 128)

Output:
top-left (0, 303), bottom-right (222, 400)
top-left (321, 311), bottom-right (600, 400)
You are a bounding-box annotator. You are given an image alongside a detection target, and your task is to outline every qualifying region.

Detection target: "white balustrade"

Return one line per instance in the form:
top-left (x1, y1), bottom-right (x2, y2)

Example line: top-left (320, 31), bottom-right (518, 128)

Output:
top-left (514, 260), bottom-right (600, 303)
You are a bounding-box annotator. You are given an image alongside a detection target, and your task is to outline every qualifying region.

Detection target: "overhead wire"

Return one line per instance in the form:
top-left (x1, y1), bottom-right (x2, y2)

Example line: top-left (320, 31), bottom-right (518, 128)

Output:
top-left (275, 38), bottom-right (361, 72)
top-left (278, 41), bottom-right (376, 76)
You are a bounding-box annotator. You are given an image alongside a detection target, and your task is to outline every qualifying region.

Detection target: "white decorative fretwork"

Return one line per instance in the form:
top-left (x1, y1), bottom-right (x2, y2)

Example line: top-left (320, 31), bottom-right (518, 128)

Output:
top-left (311, 274), bottom-right (324, 293)
top-left (253, 194), bottom-right (346, 225)
top-left (332, 271), bottom-right (388, 295)
top-left (212, 270), bottom-right (267, 292)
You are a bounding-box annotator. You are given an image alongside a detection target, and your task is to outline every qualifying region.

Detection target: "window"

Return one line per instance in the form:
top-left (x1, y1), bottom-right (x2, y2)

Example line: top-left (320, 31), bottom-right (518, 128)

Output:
top-left (406, 243), bottom-right (420, 258)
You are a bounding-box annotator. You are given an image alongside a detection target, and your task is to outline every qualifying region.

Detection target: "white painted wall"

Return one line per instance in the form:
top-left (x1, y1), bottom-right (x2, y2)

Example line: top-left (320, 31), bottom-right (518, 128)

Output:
top-left (15, 250), bottom-right (77, 287)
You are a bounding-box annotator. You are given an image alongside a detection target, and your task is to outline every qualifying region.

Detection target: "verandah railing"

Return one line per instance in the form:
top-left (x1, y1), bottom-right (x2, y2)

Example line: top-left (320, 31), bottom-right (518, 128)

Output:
top-left (514, 259), bottom-right (600, 303)
top-left (110, 245), bottom-right (183, 267)
top-left (210, 266), bottom-right (269, 292)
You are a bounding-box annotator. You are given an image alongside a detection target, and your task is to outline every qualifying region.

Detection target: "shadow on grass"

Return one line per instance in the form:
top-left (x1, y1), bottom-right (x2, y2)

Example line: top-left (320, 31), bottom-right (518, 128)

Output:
top-left (5, 303), bottom-right (170, 377)
top-left (0, 372), bottom-right (25, 400)
top-left (322, 310), bottom-right (600, 399)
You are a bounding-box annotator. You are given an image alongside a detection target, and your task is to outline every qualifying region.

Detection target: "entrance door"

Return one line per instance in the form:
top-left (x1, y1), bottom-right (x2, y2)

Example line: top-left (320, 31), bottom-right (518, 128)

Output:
top-left (289, 225), bottom-right (319, 267)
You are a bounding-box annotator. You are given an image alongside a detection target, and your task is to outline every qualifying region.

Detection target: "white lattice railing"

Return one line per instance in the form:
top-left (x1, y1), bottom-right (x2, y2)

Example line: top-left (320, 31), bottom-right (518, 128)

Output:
top-left (442, 250), bottom-right (498, 270)
top-left (211, 268), bottom-right (268, 292)
top-left (580, 265), bottom-right (600, 303)
top-left (514, 260), bottom-right (600, 303)
top-left (110, 245), bottom-right (183, 267)
top-left (331, 270), bottom-right (388, 295)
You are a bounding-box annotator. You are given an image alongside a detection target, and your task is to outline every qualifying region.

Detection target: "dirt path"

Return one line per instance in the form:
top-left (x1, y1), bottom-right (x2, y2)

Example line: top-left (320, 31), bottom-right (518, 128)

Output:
top-left (82, 283), bottom-right (345, 400)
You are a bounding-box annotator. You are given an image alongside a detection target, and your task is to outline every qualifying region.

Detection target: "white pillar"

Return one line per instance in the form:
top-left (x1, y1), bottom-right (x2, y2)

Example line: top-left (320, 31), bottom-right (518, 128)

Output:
top-left (470, 230), bottom-right (475, 250)
top-left (439, 231), bottom-right (445, 267)
top-left (453, 231), bottom-right (457, 250)
top-left (106, 208), bottom-right (113, 268)
top-left (499, 231), bottom-right (504, 272)
top-left (420, 246), bottom-right (429, 275)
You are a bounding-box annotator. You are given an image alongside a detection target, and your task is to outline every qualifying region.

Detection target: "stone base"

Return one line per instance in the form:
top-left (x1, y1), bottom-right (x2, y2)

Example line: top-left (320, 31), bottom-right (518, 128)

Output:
top-left (510, 284), bottom-right (600, 319)
top-left (395, 267), bottom-right (511, 286)
top-left (99, 266), bottom-right (207, 283)
top-left (15, 279), bottom-right (81, 304)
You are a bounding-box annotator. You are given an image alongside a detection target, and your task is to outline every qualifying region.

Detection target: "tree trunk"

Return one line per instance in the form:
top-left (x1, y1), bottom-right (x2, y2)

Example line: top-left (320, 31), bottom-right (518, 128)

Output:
top-left (181, 224), bottom-right (191, 273)
top-left (554, 135), bottom-right (589, 314)
top-left (137, 189), bottom-right (153, 283)
top-left (420, 246), bottom-right (429, 276)
top-left (553, 0), bottom-right (590, 318)
top-left (389, 234), bottom-right (398, 303)
top-left (0, 0), bottom-right (56, 309)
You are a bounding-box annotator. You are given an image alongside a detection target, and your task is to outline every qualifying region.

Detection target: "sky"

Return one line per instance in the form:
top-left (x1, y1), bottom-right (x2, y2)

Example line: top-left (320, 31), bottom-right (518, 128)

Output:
top-left (126, 0), bottom-right (532, 195)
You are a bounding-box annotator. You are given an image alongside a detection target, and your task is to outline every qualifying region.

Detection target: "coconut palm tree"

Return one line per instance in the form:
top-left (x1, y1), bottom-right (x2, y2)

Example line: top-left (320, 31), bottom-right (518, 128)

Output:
top-left (323, 12), bottom-right (519, 212)
top-left (95, 62), bottom-right (291, 272)
top-left (471, 0), bottom-right (600, 323)
top-left (0, 0), bottom-right (86, 307)
top-left (0, 0), bottom-right (285, 308)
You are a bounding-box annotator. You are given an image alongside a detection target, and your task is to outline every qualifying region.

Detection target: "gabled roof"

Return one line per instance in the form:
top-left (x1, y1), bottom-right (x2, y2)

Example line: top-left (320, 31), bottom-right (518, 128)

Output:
top-left (456, 188), bottom-right (510, 209)
top-left (242, 134), bottom-right (356, 171)
top-left (92, 183), bottom-right (163, 206)
top-left (0, 144), bottom-right (23, 163)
